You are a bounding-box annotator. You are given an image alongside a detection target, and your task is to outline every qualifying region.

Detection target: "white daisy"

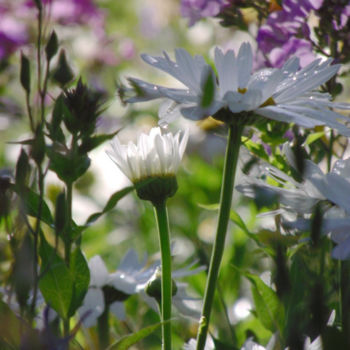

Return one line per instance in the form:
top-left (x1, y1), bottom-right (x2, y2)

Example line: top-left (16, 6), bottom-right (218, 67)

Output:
top-left (78, 250), bottom-right (149, 327)
top-left (125, 43), bottom-right (350, 135)
top-left (136, 260), bottom-right (206, 318)
top-left (107, 127), bottom-right (188, 183)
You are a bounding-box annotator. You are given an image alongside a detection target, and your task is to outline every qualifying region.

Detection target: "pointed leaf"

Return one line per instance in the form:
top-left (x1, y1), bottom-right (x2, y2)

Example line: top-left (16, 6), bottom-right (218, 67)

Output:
top-left (245, 272), bottom-right (284, 332)
top-left (85, 186), bottom-right (134, 225)
top-left (39, 236), bottom-right (73, 319)
top-left (107, 322), bottom-right (162, 350)
top-left (67, 247), bottom-right (90, 317)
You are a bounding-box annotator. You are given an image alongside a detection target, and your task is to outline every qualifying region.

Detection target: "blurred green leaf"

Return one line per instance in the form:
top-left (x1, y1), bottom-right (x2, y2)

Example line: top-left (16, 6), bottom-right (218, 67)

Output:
top-left (305, 131), bottom-right (324, 146)
top-left (45, 30), bottom-right (59, 62)
top-left (11, 185), bottom-right (54, 226)
top-left (201, 70), bottom-right (215, 108)
top-left (245, 272), bottom-right (284, 333)
top-left (52, 49), bottom-right (74, 87)
top-left (0, 300), bottom-right (21, 347)
top-left (198, 202), bottom-right (219, 211)
top-left (107, 322), bottom-right (162, 350)
top-left (85, 186), bottom-right (134, 225)
top-left (12, 233), bottom-right (34, 311)
top-left (48, 149), bottom-right (91, 183)
top-left (20, 53), bottom-right (31, 94)
top-left (15, 149), bottom-right (30, 188)
top-left (55, 191), bottom-right (66, 234)
top-left (79, 129), bottom-right (120, 154)
top-left (67, 247), bottom-right (90, 317)
top-left (39, 235), bottom-right (73, 319)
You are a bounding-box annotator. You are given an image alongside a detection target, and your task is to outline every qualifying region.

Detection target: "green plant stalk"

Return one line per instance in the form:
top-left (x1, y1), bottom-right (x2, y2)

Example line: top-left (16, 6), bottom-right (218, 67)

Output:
top-left (97, 304), bottom-right (110, 350)
top-left (196, 122), bottom-right (243, 350)
top-left (154, 202), bottom-right (172, 350)
top-left (63, 180), bottom-right (73, 338)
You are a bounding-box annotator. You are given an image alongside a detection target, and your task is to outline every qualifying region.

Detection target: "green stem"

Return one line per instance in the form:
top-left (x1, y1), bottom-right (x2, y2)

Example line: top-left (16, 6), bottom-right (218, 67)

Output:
top-left (64, 181), bottom-right (73, 267)
top-left (196, 122), bottom-right (243, 350)
top-left (97, 304), bottom-right (110, 350)
top-left (154, 202), bottom-right (172, 350)
top-left (341, 261), bottom-right (350, 347)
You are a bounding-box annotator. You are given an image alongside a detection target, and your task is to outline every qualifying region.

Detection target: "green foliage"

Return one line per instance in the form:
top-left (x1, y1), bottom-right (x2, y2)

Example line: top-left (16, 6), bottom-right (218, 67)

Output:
top-left (20, 53), bottom-right (31, 94)
top-left (52, 49), bottom-right (74, 86)
top-left (244, 272), bottom-right (284, 333)
top-left (39, 236), bottom-right (89, 319)
top-left (39, 236), bottom-right (74, 319)
top-left (45, 30), bottom-right (59, 62)
top-left (67, 247), bottom-right (90, 317)
top-left (107, 322), bottom-right (162, 350)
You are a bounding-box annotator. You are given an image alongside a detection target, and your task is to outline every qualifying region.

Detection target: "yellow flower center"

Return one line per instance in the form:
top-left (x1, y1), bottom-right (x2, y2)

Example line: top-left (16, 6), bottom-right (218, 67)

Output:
top-left (237, 87), bottom-right (276, 107)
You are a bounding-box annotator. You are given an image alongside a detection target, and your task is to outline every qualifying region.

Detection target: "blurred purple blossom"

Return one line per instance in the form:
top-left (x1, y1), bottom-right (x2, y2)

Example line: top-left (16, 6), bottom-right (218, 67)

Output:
top-left (257, 0), bottom-right (323, 67)
top-left (0, 9), bottom-right (28, 60)
top-left (181, 0), bottom-right (228, 26)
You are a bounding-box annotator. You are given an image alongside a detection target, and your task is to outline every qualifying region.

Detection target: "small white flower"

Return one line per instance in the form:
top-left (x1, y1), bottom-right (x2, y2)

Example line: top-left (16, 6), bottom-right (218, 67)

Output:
top-left (107, 127), bottom-right (188, 183)
top-left (137, 260), bottom-right (206, 318)
top-left (79, 250), bottom-right (149, 327)
top-left (238, 149), bottom-right (350, 260)
top-left (126, 43), bottom-right (350, 136)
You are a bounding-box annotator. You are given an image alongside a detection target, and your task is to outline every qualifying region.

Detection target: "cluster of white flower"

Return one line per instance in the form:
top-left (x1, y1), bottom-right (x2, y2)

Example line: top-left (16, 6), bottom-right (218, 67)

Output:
top-left (79, 250), bottom-right (205, 327)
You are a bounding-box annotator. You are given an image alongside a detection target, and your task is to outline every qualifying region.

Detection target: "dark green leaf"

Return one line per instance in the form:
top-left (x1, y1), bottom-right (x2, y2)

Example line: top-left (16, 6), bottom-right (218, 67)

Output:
top-left (0, 300), bottom-right (22, 347)
top-left (107, 322), bottom-right (161, 350)
top-left (20, 53), bottom-right (31, 94)
top-left (68, 247), bottom-right (90, 317)
top-left (48, 149), bottom-right (91, 183)
top-left (15, 149), bottom-right (30, 188)
top-left (85, 186), bottom-right (134, 225)
top-left (55, 191), bottom-right (66, 233)
top-left (245, 272), bottom-right (284, 332)
top-left (13, 233), bottom-right (34, 310)
top-left (11, 185), bottom-right (54, 226)
top-left (79, 129), bottom-right (120, 154)
top-left (30, 125), bottom-right (46, 165)
top-left (45, 30), bottom-right (59, 62)
top-left (39, 235), bottom-right (73, 319)
top-left (52, 49), bottom-right (74, 87)
top-left (200, 70), bottom-right (215, 108)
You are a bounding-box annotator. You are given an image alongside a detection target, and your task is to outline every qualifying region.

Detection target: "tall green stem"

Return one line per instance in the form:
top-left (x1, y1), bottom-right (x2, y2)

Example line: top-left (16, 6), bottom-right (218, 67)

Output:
top-left (154, 201), bottom-right (172, 350)
top-left (97, 304), bottom-right (110, 350)
top-left (196, 122), bottom-right (243, 350)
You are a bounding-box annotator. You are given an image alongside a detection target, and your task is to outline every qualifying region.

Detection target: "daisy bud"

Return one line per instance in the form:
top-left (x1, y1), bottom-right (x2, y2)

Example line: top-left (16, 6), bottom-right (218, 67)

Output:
top-left (107, 127), bottom-right (188, 205)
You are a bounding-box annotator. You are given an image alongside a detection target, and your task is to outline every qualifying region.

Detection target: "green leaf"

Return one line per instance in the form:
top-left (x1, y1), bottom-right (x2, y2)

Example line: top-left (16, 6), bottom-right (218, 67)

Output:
top-left (107, 322), bottom-right (162, 350)
top-left (79, 129), bottom-right (120, 154)
top-left (11, 185), bottom-right (54, 226)
top-left (68, 248), bottom-right (90, 317)
top-left (245, 272), bottom-right (284, 333)
top-left (0, 300), bottom-right (22, 347)
top-left (15, 149), bottom-right (30, 188)
top-left (85, 186), bottom-right (134, 225)
top-left (48, 149), bottom-right (91, 183)
top-left (197, 202), bottom-right (219, 211)
top-left (39, 236), bottom-right (73, 319)
top-left (305, 131), bottom-right (324, 145)
top-left (230, 210), bottom-right (251, 236)
top-left (52, 49), bottom-right (74, 87)
top-left (45, 30), bottom-right (59, 62)
top-left (20, 53), bottom-right (31, 94)
top-left (200, 70), bottom-right (215, 108)
top-left (55, 191), bottom-right (66, 233)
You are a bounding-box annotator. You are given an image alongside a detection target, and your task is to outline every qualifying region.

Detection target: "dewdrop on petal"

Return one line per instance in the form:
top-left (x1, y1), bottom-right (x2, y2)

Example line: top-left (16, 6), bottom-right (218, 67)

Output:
top-left (107, 127), bottom-right (188, 205)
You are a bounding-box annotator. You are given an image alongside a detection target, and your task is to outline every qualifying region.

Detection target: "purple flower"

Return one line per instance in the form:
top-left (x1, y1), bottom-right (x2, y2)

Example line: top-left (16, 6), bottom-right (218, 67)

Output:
top-left (269, 37), bottom-right (316, 68)
top-left (180, 0), bottom-right (228, 26)
top-left (26, 0), bottom-right (104, 29)
top-left (0, 15), bottom-right (28, 60)
top-left (257, 0), bottom-right (323, 67)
